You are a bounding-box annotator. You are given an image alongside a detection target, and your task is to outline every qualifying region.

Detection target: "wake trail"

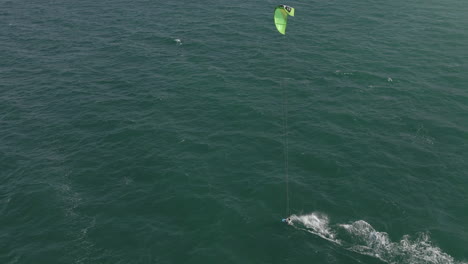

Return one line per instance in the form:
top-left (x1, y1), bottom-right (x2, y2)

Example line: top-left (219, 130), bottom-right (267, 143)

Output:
top-left (288, 212), bottom-right (466, 264)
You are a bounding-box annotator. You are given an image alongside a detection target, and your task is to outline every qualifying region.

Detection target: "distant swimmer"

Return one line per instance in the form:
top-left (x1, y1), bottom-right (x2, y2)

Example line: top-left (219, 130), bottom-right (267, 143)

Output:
top-left (281, 217), bottom-right (292, 225)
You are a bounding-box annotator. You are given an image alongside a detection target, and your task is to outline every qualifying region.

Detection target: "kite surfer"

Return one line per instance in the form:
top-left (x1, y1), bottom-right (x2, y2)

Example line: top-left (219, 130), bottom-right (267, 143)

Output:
top-left (282, 217), bottom-right (292, 225)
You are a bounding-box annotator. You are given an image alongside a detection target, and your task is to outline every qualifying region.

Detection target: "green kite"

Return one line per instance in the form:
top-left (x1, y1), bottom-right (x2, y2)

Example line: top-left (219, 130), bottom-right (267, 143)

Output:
top-left (274, 5), bottom-right (295, 35)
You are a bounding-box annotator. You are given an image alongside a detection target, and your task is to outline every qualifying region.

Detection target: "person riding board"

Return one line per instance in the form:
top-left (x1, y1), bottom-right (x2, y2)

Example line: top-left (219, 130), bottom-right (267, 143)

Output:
top-left (282, 217), bottom-right (292, 225)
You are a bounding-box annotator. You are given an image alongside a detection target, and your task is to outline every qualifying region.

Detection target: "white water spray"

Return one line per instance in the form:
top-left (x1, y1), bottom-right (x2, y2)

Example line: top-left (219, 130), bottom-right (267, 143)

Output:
top-left (288, 212), bottom-right (465, 264)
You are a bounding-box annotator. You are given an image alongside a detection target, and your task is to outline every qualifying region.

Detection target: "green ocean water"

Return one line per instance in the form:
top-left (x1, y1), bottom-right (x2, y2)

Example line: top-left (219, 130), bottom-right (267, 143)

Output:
top-left (1, 0), bottom-right (468, 263)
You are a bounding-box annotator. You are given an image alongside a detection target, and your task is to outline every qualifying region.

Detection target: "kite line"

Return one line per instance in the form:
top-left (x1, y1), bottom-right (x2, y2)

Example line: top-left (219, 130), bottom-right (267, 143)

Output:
top-left (281, 78), bottom-right (290, 216)
top-left (274, 4), bottom-right (295, 217)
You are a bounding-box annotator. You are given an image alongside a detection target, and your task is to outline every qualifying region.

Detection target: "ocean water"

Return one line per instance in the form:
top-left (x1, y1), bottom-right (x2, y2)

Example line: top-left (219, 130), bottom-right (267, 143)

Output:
top-left (1, 0), bottom-right (467, 263)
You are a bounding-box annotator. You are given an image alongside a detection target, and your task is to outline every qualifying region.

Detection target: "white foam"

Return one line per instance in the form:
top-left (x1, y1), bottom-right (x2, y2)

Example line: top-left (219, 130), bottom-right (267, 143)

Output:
top-left (290, 213), bottom-right (463, 264)
top-left (290, 212), bottom-right (340, 244)
top-left (343, 221), bottom-right (457, 264)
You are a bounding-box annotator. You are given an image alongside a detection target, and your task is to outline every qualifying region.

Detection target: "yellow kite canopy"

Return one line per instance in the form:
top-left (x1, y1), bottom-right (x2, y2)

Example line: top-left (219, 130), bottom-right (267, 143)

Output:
top-left (274, 5), bottom-right (295, 35)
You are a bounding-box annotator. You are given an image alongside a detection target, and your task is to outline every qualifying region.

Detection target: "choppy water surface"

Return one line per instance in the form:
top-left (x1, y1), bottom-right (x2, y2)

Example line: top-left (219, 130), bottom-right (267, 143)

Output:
top-left (1, 0), bottom-right (467, 263)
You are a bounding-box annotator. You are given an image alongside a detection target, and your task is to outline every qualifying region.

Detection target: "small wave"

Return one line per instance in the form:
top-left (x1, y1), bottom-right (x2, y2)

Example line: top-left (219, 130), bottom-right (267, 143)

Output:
top-left (290, 212), bottom-right (463, 264)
